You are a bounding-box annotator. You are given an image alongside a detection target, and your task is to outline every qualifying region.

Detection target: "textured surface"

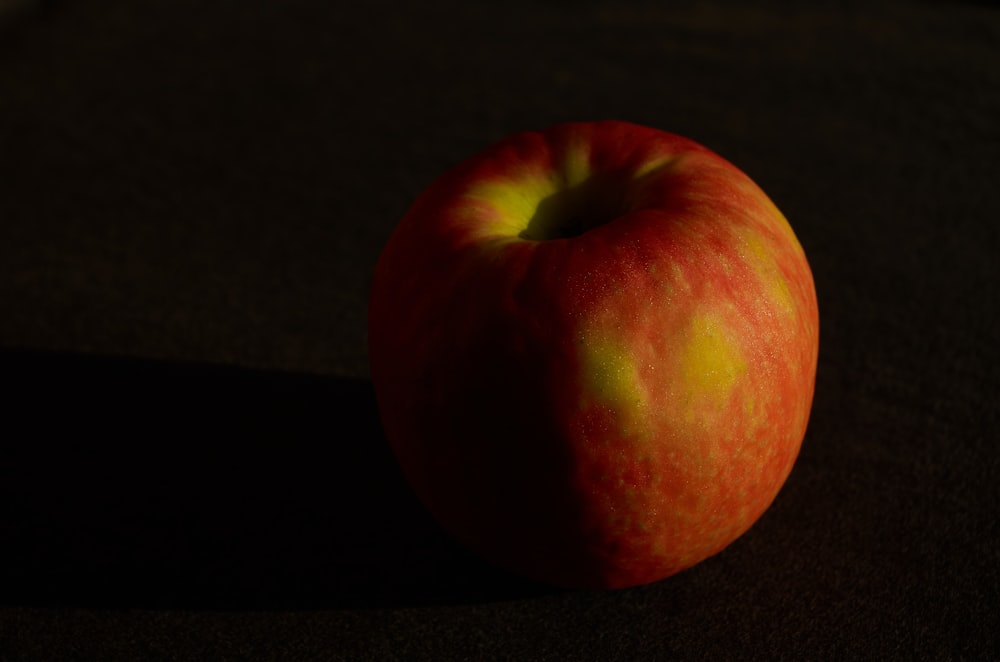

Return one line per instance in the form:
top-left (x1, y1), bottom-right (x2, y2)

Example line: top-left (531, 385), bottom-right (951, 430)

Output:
top-left (2, 0), bottom-right (998, 659)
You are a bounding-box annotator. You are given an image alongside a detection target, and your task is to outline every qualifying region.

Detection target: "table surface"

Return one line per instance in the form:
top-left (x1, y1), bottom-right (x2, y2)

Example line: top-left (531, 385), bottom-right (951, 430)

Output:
top-left (2, 1), bottom-right (998, 659)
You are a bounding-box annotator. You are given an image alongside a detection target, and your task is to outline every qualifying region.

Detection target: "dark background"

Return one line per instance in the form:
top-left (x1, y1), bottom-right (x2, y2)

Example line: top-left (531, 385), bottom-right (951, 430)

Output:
top-left (2, 0), bottom-right (998, 659)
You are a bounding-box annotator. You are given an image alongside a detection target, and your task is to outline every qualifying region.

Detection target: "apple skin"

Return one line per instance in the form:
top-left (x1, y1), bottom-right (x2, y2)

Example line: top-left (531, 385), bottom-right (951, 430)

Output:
top-left (368, 120), bottom-right (819, 589)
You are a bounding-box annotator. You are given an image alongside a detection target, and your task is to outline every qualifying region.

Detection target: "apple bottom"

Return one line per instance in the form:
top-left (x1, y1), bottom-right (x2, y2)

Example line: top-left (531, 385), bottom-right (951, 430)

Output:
top-left (377, 302), bottom-right (802, 591)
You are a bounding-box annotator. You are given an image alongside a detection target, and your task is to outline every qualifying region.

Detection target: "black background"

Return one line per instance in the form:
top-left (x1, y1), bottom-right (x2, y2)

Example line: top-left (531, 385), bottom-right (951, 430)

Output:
top-left (2, 1), bottom-right (998, 659)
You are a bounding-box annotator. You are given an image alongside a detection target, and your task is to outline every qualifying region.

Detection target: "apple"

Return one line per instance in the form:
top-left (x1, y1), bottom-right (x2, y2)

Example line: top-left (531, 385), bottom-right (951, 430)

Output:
top-left (368, 120), bottom-right (818, 589)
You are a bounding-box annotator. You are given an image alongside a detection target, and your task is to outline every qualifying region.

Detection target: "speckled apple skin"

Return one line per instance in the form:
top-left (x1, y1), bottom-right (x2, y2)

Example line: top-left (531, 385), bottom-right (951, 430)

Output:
top-left (368, 121), bottom-right (819, 589)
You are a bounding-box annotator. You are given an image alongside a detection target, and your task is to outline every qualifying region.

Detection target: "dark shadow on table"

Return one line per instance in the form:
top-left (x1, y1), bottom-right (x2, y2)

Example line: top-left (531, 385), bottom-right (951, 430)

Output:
top-left (0, 348), bottom-right (555, 610)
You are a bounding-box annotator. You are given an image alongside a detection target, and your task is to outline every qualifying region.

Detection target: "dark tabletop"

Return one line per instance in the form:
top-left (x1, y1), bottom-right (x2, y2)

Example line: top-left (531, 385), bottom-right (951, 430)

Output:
top-left (2, 1), bottom-right (998, 659)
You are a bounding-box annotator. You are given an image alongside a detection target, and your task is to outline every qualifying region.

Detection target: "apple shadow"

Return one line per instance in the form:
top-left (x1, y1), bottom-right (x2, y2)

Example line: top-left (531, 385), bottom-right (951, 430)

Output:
top-left (0, 348), bottom-right (556, 609)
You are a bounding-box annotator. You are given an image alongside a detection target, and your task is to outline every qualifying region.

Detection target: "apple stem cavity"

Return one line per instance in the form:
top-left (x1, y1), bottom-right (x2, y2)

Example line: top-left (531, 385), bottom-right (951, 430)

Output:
top-left (519, 175), bottom-right (628, 241)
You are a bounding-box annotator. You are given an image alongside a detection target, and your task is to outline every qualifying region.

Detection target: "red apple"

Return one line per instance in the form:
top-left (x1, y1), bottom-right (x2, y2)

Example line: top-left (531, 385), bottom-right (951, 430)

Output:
top-left (368, 120), bottom-right (819, 589)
